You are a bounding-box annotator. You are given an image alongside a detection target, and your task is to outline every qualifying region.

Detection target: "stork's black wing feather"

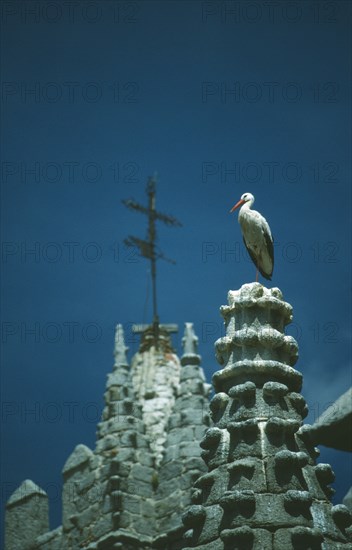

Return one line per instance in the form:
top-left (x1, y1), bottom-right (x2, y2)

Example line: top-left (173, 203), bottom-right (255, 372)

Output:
top-left (264, 230), bottom-right (274, 271)
top-left (242, 237), bottom-right (266, 279)
top-left (242, 236), bottom-right (273, 281)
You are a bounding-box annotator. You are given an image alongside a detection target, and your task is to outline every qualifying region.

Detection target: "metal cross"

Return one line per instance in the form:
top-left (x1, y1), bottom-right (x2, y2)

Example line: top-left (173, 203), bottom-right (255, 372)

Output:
top-left (122, 175), bottom-right (182, 348)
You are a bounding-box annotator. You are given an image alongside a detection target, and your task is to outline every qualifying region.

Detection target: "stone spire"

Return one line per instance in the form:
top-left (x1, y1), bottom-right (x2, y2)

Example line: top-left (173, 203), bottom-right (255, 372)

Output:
top-left (153, 323), bottom-right (212, 547)
top-left (113, 323), bottom-right (129, 367)
top-left (182, 283), bottom-right (352, 549)
top-left (61, 323), bottom-right (156, 548)
top-left (96, 323), bottom-right (143, 449)
top-left (4, 317), bottom-right (213, 549)
top-left (130, 330), bottom-right (181, 466)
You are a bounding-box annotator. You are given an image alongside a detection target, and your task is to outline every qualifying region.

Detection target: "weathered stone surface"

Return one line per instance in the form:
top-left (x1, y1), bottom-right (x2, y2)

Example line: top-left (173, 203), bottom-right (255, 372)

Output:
top-left (182, 323), bottom-right (200, 356)
top-left (273, 526), bottom-right (324, 548)
top-left (131, 346), bottom-right (181, 466)
top-left (221, 526), bottom-right (272, 549)
top-left (36, 527), bottom-right (62, 549)
top-left (130, 463), bottom-right (154, 482)
top-left (62, 444), bottom-right (93, 475)
top-left (113, 324), bottom-right (129, 367)
top-left (159, 460), bottom-right (183, 481)
top-left (182, 283), bottom-right (352, 549)
top-left (5, 480), bottom-right (49, 550)
top-left (181, 365), bottom-right (205, 381)
top-left (156, 493), bottom-right (182, 517)
top-left (343, 486), bottom-right (352, 512)
top-left (6, 286), bottom-right (350, 550)
top-left (6, 479), bottom-right (47, 507)
top-left (180, 379), bottom-right (207, 395)
top-left (303, 387), bottom-right (352, 452)
top-left (183, 539), bottom-right (223, 550)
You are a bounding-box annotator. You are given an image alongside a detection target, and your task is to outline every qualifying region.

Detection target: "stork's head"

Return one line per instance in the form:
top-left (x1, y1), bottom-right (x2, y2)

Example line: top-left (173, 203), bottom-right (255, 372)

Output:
top-left (230, 192), bottom-right (254, 213)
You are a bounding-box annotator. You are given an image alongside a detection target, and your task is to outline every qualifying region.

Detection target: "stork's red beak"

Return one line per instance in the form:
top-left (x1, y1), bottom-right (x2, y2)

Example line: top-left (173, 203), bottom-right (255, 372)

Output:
top-left (230, 199), bottom-right (245, 213)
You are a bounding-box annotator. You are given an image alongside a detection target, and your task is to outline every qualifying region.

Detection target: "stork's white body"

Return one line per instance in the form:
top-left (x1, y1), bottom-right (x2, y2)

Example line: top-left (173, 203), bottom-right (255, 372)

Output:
top-left (231, 193), bottom-right (274, 280)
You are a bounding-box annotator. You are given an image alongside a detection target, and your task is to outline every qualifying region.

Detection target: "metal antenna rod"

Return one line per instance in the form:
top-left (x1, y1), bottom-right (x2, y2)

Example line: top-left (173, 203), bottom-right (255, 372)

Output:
top-left (122, 175), bottom-right (182, 349)
top-left (147, 178), bottom-right (159, 343)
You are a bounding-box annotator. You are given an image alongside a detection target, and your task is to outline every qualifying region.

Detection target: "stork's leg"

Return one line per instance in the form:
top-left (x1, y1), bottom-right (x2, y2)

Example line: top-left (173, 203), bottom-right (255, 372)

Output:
top-left (256, 269), bottom-right (258, 282)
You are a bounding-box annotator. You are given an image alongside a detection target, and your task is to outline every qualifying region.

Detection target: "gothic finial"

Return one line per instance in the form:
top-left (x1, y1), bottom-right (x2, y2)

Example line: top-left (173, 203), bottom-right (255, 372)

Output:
top-left (181, 323), bottom-right (201, 366)
top-left (113, 324), bottom-right (129, 367)
top-left (182, 323), bottom-right (199, 355)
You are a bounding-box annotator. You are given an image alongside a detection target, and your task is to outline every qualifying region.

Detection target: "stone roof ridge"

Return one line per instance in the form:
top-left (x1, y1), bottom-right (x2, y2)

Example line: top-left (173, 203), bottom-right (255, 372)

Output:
top-left (6, 479), bottom-right (48, 508)
top-left (62, 443), bottom-right (94, 475)
top-left (298, 386), bottom-right (352, 452)
top-left (314, 386), bottom-right (352, 427)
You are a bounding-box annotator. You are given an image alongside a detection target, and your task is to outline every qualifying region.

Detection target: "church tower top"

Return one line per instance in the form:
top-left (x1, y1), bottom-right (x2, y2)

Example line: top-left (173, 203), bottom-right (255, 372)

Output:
top-left (183, 283), bottom-right (352, 549)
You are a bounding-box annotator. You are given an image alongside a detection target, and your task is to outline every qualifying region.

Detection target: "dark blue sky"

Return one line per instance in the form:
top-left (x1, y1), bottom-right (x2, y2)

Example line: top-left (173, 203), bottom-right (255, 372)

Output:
top-left (1, 0), bottom-right (351, 544)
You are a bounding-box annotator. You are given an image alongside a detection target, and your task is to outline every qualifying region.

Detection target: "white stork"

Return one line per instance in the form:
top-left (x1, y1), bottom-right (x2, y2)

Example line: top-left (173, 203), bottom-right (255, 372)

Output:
top-left (230, 192), bottom-right (274, 281)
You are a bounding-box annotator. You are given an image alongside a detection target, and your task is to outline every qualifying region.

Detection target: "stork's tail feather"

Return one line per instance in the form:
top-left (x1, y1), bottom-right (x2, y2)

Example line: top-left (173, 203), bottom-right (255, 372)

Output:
top-left (258, 267), bottom-right (272, 281)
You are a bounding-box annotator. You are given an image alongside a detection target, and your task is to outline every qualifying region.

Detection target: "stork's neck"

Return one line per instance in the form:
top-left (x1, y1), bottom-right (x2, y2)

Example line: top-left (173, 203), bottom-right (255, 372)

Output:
top-left (241, 199), bottom-right (254, 211)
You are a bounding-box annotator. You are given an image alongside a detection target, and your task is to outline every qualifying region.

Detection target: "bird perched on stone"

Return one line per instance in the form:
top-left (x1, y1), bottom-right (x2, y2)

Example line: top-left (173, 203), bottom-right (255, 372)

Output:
top-left (230, 192), bottom-right (274, 281)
